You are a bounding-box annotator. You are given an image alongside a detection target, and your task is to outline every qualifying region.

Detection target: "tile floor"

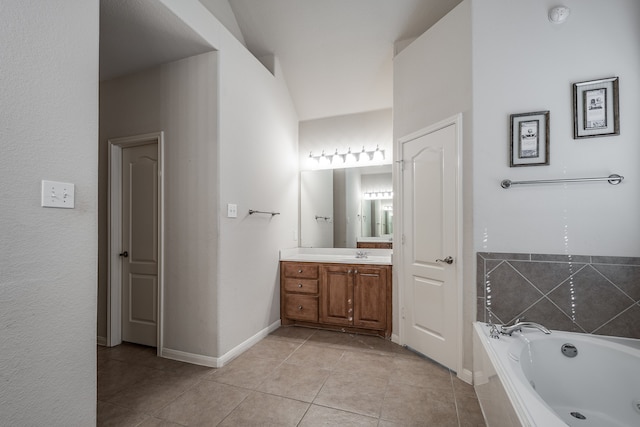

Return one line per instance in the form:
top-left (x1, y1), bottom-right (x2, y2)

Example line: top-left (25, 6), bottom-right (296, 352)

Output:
top-left (97, 326), bottom-right (486, 426)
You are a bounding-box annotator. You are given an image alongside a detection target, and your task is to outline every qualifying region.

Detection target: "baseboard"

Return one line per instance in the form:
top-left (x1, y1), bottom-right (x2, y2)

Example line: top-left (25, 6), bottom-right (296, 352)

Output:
top-left (457, 368), bottom-right (473, 385)
top-left (391, 333), bottom-right (400, 344)
top-left (216, 319), bottom-right (281, 367)
top-left (97, 336), bottom-right (107, 347)
top-left (160, 319), bottom-right (282, 368)
top-left (161, 347), bottom-right (218, 367)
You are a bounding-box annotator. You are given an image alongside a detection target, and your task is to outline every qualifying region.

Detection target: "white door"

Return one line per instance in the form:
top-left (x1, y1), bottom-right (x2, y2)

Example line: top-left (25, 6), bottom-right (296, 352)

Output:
top-left (121, 143), bottom-right (158, 347)
top-left (401, 119), bottom-right (460, 370)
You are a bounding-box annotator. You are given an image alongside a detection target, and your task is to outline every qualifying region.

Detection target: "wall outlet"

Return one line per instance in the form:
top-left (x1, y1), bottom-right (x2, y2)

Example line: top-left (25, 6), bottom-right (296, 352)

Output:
top-left (41, 180), bottom-right (75, 208)
top-left (227, 203), bottom-right (238, 218)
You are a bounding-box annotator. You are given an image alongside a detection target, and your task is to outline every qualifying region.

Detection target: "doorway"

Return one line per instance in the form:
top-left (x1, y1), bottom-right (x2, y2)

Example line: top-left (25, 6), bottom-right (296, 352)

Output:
top-left (398, 114), bottom-right (462, 373)
top-left (108, 132), bottom-right (164, 350)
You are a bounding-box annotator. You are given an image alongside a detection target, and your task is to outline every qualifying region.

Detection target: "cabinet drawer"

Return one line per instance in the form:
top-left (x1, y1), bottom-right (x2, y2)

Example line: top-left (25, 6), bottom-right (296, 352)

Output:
top-left (284, 294), bottom-right (318, 322)
top-left (282, 262), bottom-right (318, 279)
top-left (284, 278), bottom-right (318, 294)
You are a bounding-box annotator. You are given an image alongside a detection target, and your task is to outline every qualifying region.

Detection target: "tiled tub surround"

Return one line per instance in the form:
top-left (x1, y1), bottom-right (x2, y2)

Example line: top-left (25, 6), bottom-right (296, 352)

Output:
top-left (477, 252), bottom-right (640, 339)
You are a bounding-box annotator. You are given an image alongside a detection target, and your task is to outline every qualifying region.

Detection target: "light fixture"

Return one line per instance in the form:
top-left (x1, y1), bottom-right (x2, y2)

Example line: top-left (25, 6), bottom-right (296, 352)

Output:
top-left (305, 146), bottom-right (390, 169)
top-left (363, 190), bottom-right (393, 200)
top-left (548, 6), bottom-right (570, 24)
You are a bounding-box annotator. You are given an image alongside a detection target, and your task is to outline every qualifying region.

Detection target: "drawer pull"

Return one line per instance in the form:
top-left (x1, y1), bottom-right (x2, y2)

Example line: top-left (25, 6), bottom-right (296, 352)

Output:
top-left (298, 283), bottom-right (303, 288)
top-left (298, 305), bottom-right (303, 310)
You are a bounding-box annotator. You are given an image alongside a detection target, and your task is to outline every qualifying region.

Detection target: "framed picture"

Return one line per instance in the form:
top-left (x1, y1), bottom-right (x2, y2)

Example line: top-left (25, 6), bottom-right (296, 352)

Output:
top-left (573, 77), bottom-right (619, 139)
top-left (509, 111), bottom-right (550, 167)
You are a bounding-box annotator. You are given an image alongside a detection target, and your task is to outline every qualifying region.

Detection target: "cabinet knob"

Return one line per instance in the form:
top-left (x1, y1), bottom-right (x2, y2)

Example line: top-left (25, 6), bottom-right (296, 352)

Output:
top-left (348, 317), bottom-right (353, 321)
top-left (298, 305), bottom-right (303, 310)
top-left (298, 283), bottom-right (303, 288)
top-left (354, 269), bottom-right (358, 274)
top-left (298, 269), bottom-right (303, 273)
top-left (348, 269), bottom-right (352, 274)
top-left (348, 299), bottom-right (352, 304)
top-left (348, 308), bottom-right (353, 313)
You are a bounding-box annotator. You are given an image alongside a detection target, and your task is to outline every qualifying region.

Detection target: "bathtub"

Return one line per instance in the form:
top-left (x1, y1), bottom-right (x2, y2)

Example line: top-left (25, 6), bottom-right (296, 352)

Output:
top-left (473, 322), bottom-right (640, 426)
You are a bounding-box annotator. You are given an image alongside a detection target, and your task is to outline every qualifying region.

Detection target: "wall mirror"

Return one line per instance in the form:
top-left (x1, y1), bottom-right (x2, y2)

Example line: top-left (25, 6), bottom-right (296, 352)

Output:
top-left (300, 165), bottom-right (392, 248)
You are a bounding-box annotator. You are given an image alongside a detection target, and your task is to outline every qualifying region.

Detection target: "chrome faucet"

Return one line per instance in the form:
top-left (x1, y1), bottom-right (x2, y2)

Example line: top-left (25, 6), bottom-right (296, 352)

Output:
top-left (500, 321), bottom-right (551, 336)
top-left (355, 250), bottom-right (369, 259)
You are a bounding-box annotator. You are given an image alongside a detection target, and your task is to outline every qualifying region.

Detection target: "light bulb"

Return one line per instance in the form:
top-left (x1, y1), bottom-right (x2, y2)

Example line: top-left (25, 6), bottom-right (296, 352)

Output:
top-left (345, 148), bottom-right (357, 164)
top-left (332, 149), bottom-right (344, 166)
top-left (318, 150), bottom-right (330, 167)
top-left (307, 151), bottom-right (318, 168)
top-left (373, 145), bottom-right (385, 162)
top-left (359, 146), bottom-right (370, 164)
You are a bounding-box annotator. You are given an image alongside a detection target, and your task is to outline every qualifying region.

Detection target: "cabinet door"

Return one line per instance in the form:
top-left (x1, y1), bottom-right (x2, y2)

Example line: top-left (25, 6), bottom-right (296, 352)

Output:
top-left (320, 265), bottom-right (353, 326)
top-left (353, 266), bottom-right (388, 330)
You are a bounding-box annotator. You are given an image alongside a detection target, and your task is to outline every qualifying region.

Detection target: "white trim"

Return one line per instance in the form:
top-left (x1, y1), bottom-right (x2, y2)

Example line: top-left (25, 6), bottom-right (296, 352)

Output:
top-left (391, 333), bottom-right (400, 345)
top-left (458, 368), bottom-right (473, 385)
top-left (395, 113), bottom-right (464, 375)
top-left (97, 336), bottom-right (107, 347)
top-left (160, 320), bottom-right (281, 368)
top-left (107, 132), bottom-right (165, 352)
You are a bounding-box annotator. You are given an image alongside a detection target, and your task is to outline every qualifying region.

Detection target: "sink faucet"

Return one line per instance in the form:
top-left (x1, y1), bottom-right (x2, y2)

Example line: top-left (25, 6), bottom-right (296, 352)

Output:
top-left (355, 251), bottom-right (369, 259)
top-left (500, 321), bottom-right (551, 336)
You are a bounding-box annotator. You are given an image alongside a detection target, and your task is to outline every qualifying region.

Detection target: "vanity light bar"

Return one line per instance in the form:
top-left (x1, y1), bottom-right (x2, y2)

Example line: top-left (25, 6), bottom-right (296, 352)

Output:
top-left (307, 145), bottom-right (386, 169)
top-left (363, 191), bottom-right (393, 200)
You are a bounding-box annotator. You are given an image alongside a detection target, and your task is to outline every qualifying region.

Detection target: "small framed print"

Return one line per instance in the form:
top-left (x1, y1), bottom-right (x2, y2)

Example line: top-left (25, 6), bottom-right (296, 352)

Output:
top-left (573, 77), bottom-right (619, 139)
top-left (509, 111), bottom-right (550, 167)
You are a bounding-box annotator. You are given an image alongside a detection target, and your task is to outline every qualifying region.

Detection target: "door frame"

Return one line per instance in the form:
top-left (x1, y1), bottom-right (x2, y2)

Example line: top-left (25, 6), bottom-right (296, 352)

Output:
top-left (107, 131), bottom-right (165, 351)
top-left (395, 114), bottom-right (464, 376)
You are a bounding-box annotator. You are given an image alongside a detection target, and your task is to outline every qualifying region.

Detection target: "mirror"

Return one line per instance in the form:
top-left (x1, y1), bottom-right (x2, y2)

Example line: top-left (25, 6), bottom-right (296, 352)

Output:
top-left (300, 165), bottom-right (392, 248)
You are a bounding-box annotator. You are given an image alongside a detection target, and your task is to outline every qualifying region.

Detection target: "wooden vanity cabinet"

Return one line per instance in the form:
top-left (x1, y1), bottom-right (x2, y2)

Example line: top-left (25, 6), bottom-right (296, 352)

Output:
top-left (280, 261), bottom-right (391, 337)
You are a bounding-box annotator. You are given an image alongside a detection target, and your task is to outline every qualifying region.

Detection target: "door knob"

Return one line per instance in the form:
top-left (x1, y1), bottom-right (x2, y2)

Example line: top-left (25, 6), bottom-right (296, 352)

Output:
top-left (436, 256), bottom-right (453, 264)
top-left (119, 251), bottom-right (129, 258)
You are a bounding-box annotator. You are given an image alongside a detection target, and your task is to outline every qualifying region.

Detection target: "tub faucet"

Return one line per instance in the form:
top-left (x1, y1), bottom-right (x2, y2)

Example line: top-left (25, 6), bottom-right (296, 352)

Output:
top-left (500, 321), bottom-right (551, 336)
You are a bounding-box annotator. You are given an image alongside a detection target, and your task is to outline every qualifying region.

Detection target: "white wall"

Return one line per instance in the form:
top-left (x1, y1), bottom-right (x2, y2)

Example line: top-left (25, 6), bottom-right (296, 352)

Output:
top-left (393, 0), bottom-right (473, 371)
top-left (473, 0), bottom-right (640, 257)
top-left (158, 0), bottom-right (299, 357)
top-left (99, 52), bottom-right (219, 356)
top-left (0, 0), bottom-right (99, 424)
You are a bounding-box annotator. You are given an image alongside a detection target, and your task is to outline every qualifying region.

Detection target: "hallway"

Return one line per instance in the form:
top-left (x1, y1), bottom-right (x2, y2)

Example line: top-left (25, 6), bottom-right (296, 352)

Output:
top-left (97, 327), bottom-right (485, 426)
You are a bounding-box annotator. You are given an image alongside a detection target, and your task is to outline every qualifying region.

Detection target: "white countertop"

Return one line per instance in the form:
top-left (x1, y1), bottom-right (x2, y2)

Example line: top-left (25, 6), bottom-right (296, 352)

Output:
top-left (280, 247), bottom-right (392, 265)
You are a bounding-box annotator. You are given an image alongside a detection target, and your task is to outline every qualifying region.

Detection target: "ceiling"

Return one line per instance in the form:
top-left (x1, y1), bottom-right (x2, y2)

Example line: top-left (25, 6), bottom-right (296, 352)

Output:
top-left (100, 0), bottom-right (462, 121)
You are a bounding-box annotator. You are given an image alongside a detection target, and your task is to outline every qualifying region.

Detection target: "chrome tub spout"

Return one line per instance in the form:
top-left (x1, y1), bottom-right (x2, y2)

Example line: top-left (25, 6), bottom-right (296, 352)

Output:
top-left (500, 321), bottom-right (551, 336)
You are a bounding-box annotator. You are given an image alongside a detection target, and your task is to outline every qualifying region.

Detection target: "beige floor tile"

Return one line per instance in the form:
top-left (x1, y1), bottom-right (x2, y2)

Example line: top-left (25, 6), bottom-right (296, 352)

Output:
top-left (390, 355), bottom-right (453, 390)
top-left (138, 417), bottom-right (184, 427)
top-left (97, 401), bottom-right (149, 427)
top-left (314, 371), bottom-right (387, 418)
top-left (242, 336), bottom-right (302, 361)
top-left (380, 382), bottom-right (458, 426)
top-left (106, 369), bottom-right (199, 415)
top-left (456, 395), bottom-right (487, 427)
top-left (98, 360), bottom-right (159, 401)
top-left (218, 391), bottom-right (309, 426)
top-left (453, 376), bottom-right (478, 398)
top-left (335, 350), bottom-right (395, 380)
top-left (256, 362), bottom-right (331, 402)
top-left (306, 329), bottom-right (367, 350)
top-left (269, 325), bottom-right (317, 341)
top-left (287, 343), bottom-right (345, 370)
top-left (154, 380), bottom-right (250, 426)
top-left (299, 405), bottom-right (378, 426)
top-left (352, 334), bottom-right (419, 358)
top-left (208, 353), bottom-right (281, 389)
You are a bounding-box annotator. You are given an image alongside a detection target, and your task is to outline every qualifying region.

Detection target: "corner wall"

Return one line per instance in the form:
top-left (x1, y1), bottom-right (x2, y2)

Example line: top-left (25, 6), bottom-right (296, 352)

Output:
top-left (0, 1), bottom-right (99, 424)
top-left (393, 0), bottom-right (474, 372)
top-left (99, 52), bottom-right (219, 356)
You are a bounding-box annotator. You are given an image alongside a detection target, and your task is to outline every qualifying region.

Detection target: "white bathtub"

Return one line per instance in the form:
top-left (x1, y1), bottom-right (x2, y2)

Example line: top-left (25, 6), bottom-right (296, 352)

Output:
top-left (473, 322), bottom-right (640, 427)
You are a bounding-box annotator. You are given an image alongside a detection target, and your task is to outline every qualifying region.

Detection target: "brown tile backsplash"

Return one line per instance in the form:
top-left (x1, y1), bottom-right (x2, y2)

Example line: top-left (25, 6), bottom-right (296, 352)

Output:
top-left (477, 252), bottom-right (640, 339)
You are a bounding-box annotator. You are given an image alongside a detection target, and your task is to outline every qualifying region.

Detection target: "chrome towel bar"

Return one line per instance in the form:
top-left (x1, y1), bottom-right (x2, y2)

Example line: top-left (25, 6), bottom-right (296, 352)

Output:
top-left (501, 174), bottom-right (624, 189)
top-left (249, 209), bottom-right (280, 216)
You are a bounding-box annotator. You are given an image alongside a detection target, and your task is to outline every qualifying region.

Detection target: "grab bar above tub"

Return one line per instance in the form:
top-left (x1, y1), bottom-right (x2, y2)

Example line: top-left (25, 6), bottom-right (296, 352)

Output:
top-left (501, 173), bottom-right (624, 189)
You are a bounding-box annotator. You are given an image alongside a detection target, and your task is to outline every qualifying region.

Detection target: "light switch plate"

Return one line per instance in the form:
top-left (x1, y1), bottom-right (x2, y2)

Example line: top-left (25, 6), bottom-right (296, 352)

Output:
top-left (42, 180), bottom-right (75, 208)
top-left (227, 203), bottom-right (238, 218)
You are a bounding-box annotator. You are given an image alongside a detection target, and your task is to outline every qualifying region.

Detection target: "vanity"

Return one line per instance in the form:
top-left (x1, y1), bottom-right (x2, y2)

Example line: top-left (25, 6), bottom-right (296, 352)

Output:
top-left (279, 248), bottom-right (392, 338)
